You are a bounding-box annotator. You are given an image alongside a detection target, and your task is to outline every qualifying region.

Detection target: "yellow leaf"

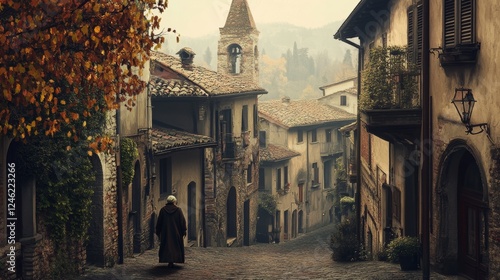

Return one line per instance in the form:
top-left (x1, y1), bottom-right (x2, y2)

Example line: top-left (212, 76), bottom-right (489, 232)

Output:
top-left (67, 131), bottom-right (71, 137)
top-left (83, 121), bottom-right (87, 127)
top-left (94, 26), bottom-right (100, 33)
top-left (3, 89), bottom-right (11, 101)
top-left (60, 100), bottom-right (66, 105)
top-left (66, 146), bottom-right (71, 151)
top-left (15, 83), bottom-right (21, 94)
top-left (82, 25), bottom-right (89, 35)
top-left (87, 150), bottom-right (93, 156)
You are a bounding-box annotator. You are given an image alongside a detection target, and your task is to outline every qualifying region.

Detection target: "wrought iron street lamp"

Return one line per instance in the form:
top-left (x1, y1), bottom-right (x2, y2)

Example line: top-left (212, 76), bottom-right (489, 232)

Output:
top-left (451, 88), bottom-right (489, 135)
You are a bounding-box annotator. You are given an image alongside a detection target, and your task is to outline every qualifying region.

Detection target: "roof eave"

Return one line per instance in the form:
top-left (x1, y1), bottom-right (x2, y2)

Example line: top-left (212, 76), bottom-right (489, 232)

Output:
top-left (154, 141), bottom-right (217, 156)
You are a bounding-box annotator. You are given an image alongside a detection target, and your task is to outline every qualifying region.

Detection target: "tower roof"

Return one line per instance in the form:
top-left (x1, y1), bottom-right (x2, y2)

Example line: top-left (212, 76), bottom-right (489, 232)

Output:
top-left (222, 0), bottom-right (257, 31)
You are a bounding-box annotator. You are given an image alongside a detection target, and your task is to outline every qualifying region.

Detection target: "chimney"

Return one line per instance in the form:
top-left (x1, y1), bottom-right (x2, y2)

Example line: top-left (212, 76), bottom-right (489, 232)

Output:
top-left (176, 47), bottom-right (196, 69)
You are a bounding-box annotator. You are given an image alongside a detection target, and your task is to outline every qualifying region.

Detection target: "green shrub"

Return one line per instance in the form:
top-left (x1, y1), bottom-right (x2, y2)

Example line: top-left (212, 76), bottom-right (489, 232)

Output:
top-left (386, 236), bottom-right (420, 263)
top-left (330, 220), bottom-right (364, 262)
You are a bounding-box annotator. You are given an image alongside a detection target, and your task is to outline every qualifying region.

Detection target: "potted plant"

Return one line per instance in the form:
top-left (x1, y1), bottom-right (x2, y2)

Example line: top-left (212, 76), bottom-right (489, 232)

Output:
top-left (387, 236), bottom-right (420, 270)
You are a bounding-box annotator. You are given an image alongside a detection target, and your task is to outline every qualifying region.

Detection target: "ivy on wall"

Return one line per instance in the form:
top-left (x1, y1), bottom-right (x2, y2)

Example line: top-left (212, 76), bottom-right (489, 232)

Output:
top-left (360, 46), bottom-right (419, 110)
top-left (15, 88), bottom-right (107, 276)
top-left (258, 192), bottom-right (278, 215)
top-left (120, 137), bottom-right (138, 187)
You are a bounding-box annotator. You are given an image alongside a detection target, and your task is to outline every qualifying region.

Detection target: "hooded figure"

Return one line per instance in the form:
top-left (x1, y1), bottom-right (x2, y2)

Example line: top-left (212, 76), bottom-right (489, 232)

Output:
top-left (156, 195), bottom-right (187, 267)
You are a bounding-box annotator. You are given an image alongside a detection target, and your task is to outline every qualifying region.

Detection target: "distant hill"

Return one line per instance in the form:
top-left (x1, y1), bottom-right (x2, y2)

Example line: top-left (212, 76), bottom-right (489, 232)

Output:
top-left (162, 21), bottom-right (357, 71)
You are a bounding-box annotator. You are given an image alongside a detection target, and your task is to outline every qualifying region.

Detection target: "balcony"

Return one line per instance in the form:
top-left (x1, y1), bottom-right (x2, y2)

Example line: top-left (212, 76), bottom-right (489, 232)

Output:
top-left (360, 46), bottom-right (421, 143)
top-left (320, 142), bottom-right (342, 156)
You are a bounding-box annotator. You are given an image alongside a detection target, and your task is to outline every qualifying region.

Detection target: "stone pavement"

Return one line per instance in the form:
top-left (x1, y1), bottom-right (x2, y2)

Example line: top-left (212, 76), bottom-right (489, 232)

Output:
top-left (78, 224), bottom-right (464, 280)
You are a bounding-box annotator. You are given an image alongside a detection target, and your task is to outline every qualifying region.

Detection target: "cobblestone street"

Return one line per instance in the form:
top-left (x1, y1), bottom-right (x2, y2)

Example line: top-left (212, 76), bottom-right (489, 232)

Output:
top-left (79, 224), bottom-right (463, 280)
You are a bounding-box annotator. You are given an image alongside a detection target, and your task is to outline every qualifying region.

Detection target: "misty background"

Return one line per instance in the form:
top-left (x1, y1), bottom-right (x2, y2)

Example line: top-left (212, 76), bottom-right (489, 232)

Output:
top-left (160, 21), bottom-right (357, 100)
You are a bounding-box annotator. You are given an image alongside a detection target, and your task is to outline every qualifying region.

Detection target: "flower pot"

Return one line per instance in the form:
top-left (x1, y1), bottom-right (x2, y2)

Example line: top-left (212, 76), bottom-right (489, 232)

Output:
top-left (399, 254), bottom-right (419, 271)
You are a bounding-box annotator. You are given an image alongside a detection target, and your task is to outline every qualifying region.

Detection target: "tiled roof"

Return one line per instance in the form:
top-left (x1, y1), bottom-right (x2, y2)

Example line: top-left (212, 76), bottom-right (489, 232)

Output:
top-left (151, 127), bottom-right (216, 155)
top-left (260, 144), bottom-right (300, 162)
top-left (259, 99), bottom-right (356, 128)
top-left (150, 51), bottom-right (266, 97)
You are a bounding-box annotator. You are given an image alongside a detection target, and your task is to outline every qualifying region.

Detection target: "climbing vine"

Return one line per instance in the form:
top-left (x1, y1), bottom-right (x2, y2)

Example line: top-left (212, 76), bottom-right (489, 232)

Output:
top-left (120, 137), bottom-right (138, 187)
top-left (258, 192), bottom-right (278, 215)
top-left (14, 87), bottom-right (107, 276)
top-left (360, 46), bottom-right (419, 110)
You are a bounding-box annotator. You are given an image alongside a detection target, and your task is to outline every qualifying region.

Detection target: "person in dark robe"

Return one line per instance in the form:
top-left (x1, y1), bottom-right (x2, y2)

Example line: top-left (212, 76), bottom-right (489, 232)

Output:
top-left (156, 195), bottom-right (187, 268)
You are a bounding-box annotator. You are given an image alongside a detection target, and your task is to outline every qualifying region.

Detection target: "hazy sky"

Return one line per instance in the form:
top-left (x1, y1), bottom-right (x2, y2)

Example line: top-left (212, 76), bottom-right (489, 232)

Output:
top-left (160, 0), bottom-right (361, 37)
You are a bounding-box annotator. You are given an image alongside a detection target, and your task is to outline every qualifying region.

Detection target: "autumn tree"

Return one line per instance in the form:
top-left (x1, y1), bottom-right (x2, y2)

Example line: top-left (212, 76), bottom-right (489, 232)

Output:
top-left (0, 0), bottom-right (171, 150)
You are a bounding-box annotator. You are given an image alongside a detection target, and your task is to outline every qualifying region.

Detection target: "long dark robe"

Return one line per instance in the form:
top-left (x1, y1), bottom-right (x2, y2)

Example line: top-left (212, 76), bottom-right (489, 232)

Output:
top-left (155, 203), bottom-right (187, 263)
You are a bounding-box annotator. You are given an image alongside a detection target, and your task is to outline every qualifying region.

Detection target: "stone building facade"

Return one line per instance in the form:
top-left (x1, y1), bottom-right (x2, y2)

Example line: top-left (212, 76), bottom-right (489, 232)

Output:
top-left (336, 0), bottom-right (500, 278)
top-left (149, 9), bottom-right (266, 246)
top-left (258, 98), bottom-right (356, 242)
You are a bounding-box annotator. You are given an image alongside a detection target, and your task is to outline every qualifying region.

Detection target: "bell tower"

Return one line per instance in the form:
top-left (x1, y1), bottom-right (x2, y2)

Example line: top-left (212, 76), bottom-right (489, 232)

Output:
top-left (218, 0), bottom-right (259, 84)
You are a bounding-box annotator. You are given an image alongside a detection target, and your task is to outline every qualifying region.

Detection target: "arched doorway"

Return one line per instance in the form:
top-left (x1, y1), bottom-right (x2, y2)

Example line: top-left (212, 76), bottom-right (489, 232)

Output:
top-left (187, 182), bottom-right (197, 242)
top-left (298, 210), bottom-right (304, 233)
top-left (132, 161), bottom-right (142, 253)
top-left (226, 187), bottom-right (237, 239)
top-left (292, 210), bottom-right (297, 238)
top-left (87, 154), bottom-right (104, 266)
top-left (437, 142), bottom-right (488, 279)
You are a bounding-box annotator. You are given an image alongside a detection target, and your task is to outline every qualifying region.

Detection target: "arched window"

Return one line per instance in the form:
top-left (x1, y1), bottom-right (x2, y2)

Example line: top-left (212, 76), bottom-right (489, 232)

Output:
top-left (228, 44), bottom-right (242, 74)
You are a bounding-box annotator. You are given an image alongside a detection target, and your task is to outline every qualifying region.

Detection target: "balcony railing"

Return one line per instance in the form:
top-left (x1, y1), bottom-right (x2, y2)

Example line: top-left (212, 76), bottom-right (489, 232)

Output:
top-left (320, 142), bottom-right (342, 156)
top-left (360, 46), bottom-right (421, 111)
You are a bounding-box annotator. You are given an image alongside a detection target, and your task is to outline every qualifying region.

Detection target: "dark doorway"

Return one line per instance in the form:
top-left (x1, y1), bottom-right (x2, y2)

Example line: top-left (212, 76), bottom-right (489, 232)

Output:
top-left (292, 210), bottom-right (297, 238)
top-left (298, 210), bottom-right (304, 233)
top-left (87, 154), bottom-right (104, 266)
top-left (188, 182), bottom-right (197, 241)
top-left (132, 161), bottom-right (142, 254)
top-left (226, 187), bottom-right (237, 238)
top-left (457, 152), bottom-right (488, 279)
top-left (244, 200), bottom-right (250, 246)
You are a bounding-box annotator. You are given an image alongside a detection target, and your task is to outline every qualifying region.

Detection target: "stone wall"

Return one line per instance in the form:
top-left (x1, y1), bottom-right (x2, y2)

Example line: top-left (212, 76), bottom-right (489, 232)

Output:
top-left (489, 147), bottom-right (500, 277)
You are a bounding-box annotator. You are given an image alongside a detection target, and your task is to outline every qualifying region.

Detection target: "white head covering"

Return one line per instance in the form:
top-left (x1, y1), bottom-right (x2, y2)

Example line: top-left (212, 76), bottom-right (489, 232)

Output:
top-left (166, 195), bottom-right (177, 204)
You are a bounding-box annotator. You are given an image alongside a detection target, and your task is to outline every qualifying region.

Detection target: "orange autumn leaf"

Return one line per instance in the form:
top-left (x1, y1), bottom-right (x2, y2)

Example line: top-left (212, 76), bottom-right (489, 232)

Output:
top-left (0, 0), bottom-right (174, 151)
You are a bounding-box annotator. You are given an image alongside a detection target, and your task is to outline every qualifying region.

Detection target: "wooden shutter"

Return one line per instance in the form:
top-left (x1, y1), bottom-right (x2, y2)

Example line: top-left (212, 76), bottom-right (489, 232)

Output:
top-left (460, 0), bottom-right (474, 44)
top-left (408, 2), bottom-right (423, 67)
top-left (443, 0), bottom-right (456, 48)
top-left (416, 3), bottom-right (423, 67)
top-left (407, 7), bottom-right (415, 63)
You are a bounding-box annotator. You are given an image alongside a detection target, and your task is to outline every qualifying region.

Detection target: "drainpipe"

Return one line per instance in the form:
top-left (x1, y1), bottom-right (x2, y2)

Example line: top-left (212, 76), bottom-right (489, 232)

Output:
top-left (421, 0), bottom-right (431, 278)
top-left (338, 37), bottom-right (362, 245)
top-left (116, 104), bottom-right (124, 264)
top-left (305, 129), bottom-right (310, 232)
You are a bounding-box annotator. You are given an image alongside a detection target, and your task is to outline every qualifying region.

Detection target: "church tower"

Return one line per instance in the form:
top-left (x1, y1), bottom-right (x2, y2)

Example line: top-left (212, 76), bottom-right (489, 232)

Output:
top-left (218, 0), bottom-right (259, 84)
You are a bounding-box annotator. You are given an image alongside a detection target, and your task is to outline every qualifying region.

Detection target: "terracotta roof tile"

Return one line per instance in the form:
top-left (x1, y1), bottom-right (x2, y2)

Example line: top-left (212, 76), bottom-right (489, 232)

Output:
top-left (151, 127), bottom-right (215, 155)
top-left (150, 51), bottom-right (266, 97)
top-left (260, 144), bottom-right (300, 162)
top-left (259, 99), bottom-right (356, 128)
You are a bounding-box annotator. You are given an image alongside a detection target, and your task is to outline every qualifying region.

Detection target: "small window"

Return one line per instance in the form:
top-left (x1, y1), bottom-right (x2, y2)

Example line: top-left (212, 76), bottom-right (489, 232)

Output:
top-left (325, 129), bottom-right (332, 143)
top-left (393, 187), bottom-right (401, 222)
top-left (312, 163), bottom-right (319, 185)
top-left (259, 131), bottom-right (266, 147)
top-left (298, 183), bottom-right (304, 202)
top-left (247, 164), bottom-right (252, 183)
top-left (253, 104), bottom-right (258, 138)
top-left (297, 129), bottom-right (303, 143)
top-left (259, 168), bottom-right (265, 190)
top-left (276, 168), bottom-right (282, 190)
top-left (160, 157), bottom-right (172, 195)
top-left (284, 166), bottom-right (289, 187)
top-left (242, 105), bottom-right (248, 132)
top-left (340, 95), bottom-right (347, 106)
top-left (311, 129), bottom-right (317, 142)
